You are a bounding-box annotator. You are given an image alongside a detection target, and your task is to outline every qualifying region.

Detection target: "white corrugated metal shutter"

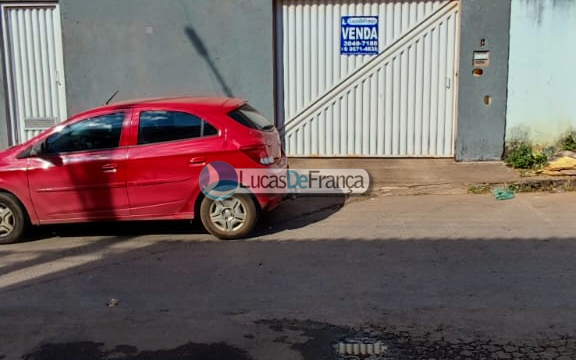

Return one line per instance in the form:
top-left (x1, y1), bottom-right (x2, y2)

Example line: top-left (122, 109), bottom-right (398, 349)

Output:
top-left (277, 0), bottom-right (460, 157)
top-left (1, 3), bottom-right (67, 144)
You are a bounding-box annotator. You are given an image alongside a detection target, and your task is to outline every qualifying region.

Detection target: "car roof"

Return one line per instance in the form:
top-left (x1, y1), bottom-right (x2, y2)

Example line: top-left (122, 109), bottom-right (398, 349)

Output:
top-left (72, 96), bottom-right (246, 119)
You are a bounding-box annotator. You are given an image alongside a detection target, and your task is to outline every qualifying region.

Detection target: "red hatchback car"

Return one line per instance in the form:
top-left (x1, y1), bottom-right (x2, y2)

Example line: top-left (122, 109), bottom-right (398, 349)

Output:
top-left (0, 97), bottom-right (287, 244)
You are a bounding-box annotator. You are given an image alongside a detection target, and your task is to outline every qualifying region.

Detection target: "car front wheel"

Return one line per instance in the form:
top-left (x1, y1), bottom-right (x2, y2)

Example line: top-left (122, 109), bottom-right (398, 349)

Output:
top-left (200, 194), bottom-right (258, 240)
top-left (0, 193), bottom-right (27, 245)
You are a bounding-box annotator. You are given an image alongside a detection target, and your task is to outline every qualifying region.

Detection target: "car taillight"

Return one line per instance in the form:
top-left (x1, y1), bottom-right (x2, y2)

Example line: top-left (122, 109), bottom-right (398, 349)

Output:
top-left (240, 145), bottom-right (275, 165)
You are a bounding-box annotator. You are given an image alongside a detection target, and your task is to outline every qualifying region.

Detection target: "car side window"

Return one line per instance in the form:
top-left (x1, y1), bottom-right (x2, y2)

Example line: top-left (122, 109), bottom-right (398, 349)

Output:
top-left (44, 113), bottom-right (125, 154)
top-left (138, 111), bottom-right (218, 145)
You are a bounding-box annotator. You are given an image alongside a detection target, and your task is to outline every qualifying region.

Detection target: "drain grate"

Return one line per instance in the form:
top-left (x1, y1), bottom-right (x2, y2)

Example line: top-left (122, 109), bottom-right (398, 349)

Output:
top-left (334, 338), bottom-right (388, 359)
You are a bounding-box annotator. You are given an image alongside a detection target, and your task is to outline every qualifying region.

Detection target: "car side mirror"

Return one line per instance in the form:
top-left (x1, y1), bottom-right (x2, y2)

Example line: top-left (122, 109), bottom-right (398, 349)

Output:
top-left (30, 140), bottom-right (46, 157)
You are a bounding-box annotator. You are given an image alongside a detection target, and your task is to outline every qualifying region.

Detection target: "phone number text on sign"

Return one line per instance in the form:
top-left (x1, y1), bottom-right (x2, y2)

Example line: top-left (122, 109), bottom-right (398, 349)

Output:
top-left (340, 16), bottom-right (379, 55)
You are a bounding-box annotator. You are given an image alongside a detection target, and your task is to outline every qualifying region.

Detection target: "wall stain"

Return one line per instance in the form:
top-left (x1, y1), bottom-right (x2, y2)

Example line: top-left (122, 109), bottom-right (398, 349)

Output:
top-left (519, 0), bottom-right (576, 25)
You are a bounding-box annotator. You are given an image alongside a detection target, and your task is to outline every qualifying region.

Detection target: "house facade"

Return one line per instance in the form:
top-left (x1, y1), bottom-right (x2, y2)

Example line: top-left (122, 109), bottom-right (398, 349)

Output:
top-left (1, 0), bottom-right (570, 160)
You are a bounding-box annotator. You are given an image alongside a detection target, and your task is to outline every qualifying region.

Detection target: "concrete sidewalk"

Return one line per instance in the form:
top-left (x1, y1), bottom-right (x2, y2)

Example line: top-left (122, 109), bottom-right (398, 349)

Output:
top-left (288, 158), bottom-right (521, 194)
top-left (287, 158), bottom-right (576, 195)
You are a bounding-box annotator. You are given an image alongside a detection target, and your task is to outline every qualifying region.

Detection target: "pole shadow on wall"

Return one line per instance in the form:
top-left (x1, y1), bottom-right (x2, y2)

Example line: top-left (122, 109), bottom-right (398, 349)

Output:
top-left (184, 26), bottom-right (233, 98)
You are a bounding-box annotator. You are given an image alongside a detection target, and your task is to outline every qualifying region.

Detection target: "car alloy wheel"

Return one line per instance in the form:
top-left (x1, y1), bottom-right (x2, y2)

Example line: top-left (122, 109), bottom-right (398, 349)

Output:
top-left (0, 193), bottom-right (27, 245)
top-left (0, 205), bottom-right (15, 237)
top-left (200, 194), bottom-right (258, 240)
top-left (209, 198), bottom-right (247, 233)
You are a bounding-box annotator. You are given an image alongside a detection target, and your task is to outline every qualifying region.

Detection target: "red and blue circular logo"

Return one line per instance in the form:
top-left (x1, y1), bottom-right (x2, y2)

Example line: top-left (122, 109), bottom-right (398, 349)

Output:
top-left (199, 161), bottom-right (239, 200)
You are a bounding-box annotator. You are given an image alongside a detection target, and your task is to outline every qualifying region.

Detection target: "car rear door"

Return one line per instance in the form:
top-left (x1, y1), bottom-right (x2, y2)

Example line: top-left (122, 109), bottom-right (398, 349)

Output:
top-left (125, 108), bottom-right (221, 217)
top-left (27, 111), bottom-right (132, 222)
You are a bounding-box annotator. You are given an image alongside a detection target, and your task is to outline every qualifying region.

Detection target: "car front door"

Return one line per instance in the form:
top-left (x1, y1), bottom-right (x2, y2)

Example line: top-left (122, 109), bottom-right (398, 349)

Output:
top-left (125, 109), bottom-right (220, 217)
top-left (27, 111), bottom-right (131, 222)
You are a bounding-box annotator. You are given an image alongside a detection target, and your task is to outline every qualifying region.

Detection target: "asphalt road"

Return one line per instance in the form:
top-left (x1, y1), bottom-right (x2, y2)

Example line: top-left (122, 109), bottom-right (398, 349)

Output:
top-left (1, 192), bottom-right (576, 360)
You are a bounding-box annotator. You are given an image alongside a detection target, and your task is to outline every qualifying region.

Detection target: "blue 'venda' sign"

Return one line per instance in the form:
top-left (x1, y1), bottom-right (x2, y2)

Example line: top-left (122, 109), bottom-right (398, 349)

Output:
top-left (340, 16), bottom-right (379, 55)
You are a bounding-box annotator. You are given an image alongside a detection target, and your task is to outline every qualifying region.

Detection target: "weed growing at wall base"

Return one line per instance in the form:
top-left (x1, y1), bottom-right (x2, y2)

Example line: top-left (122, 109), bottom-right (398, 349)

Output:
top-left (560, 131), bottom-right (576, 152)
top-left (504, 141), bottom-right (548, 169)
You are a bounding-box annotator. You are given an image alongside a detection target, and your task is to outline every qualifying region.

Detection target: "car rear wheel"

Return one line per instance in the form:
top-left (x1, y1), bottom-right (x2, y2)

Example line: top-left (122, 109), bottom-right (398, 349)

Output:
top-left (200, 194), bottom-right (258, 240)
top-left (0, 193), bottom-right (27, 245)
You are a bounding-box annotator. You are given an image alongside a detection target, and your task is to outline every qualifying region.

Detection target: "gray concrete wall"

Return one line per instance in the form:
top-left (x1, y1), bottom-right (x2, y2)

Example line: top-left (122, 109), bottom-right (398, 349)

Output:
top-left (456, 0), bottom-right (512, 161)
top-left (59, 0), bottom-right (275, 120)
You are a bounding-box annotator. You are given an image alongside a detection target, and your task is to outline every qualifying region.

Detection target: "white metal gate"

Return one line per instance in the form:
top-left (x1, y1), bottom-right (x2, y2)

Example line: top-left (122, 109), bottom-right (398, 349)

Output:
top-left (277, 0), bottom-right (460, 157)
top-left (1, 3), bottom-right (67, 144)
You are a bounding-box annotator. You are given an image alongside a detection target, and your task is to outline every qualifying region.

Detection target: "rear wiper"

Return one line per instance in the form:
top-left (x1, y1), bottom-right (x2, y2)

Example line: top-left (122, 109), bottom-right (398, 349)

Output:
top-left (261, 125), bottom-right (275, 131)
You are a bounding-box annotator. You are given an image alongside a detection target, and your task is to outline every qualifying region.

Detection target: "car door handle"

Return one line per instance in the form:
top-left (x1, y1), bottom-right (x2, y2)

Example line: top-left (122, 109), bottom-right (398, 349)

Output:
top-left (102, 163), bottom-right (118, 173)
top-left (189, 156), bottom-right (207, 165)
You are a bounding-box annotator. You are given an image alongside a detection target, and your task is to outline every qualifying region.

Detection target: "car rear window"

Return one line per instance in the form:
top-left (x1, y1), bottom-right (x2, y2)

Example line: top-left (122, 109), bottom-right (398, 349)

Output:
top-left (138, 110), bottom-right (218, 145)
top-left (228, 104), bottom-right (274, 131)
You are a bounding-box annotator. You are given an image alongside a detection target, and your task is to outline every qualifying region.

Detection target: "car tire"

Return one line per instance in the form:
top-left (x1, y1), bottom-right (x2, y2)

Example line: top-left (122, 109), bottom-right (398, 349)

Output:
top-left (200, 194), bottom-right (258, 240)
top-left (0, 193), bottom-right (27, 245)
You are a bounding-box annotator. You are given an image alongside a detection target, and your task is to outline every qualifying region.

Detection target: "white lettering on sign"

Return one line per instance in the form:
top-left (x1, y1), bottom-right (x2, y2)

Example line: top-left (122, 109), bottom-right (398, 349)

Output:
top-left (341, 27), bottom-right (378, 40)
top-left (346, 17), bottom-right (378, 26)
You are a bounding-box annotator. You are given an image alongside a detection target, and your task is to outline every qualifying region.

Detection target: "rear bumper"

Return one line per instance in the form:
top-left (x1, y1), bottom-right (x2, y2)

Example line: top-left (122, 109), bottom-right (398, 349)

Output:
top-left (252, 156), bottom-right (287, 212)
top-left (255, 192), bottom-right (284, 211)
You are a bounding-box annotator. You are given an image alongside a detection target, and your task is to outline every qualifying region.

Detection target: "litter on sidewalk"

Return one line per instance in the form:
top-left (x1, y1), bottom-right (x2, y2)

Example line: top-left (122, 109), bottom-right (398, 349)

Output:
top-left (493, 188), bottom-right (515, 200)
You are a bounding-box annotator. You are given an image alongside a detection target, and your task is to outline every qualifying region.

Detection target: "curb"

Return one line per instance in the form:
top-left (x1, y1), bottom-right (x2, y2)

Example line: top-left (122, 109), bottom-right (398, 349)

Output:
top-left (376, 184), bottom-right (469, 196)
top-left (468, 177), bottom-right (576, 194)
top-left (372, 177), bottom-right (576, 196)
